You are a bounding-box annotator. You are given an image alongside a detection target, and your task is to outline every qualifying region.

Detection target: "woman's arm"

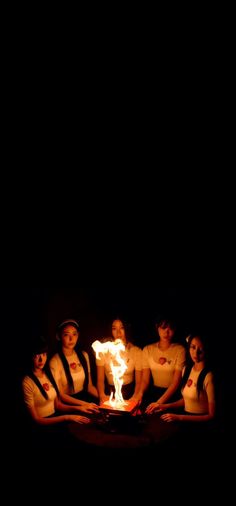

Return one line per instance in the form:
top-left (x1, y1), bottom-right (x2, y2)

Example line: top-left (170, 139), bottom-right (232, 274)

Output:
top-left (157, 369), bottom-right (182, 404)
top-left (55, 377), bottom-right (99, 411)
top-left (131, 370), bottom-right (142, 399)
top-left (97, 365), bottom-right (109, 404)
top-left (161, 400), bottom-right (215, 422)
top-left (145, 370), bottom-right (183, 413)
top-left (146, 398), bottom-right (184, 414)
top-left (135, 368), bottom-right (151, 401)
top-left (55, 397), bottom-right (99, 415)
top-left (26, 404), bottom-right (90, 425)
top-left (58, 390), bottom-right (87, 406)
top-left (87, 372), bottom-right (99, 398)
top-left (161, 370), bottom-right (216, 422)
top-left (54, 377), bottom-right (88, 407)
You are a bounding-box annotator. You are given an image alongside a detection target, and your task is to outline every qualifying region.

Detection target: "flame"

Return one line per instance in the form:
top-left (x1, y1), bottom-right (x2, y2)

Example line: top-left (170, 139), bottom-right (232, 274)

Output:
top-left (92, 339), bottom-right (128, 408)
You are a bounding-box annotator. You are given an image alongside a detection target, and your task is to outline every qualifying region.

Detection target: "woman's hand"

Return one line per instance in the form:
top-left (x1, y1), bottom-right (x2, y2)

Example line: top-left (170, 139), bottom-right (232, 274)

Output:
top-left (68, 415), bottom-right (91, 424)
top-left (76, 403), bottom-right (100, 414)
top-left (99, 395), bottom-right (110, 405)
top-left (145, 402), bottom-right (165, 414)
top-left (127, 396), bottom-right (141, 405)
top-left (161, 413), bottom-right (180, 423)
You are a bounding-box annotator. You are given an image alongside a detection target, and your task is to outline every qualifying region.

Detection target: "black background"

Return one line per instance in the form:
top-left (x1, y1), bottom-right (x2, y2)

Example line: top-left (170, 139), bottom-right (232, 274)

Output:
top-left (3, 172), bottom-right (234, 485)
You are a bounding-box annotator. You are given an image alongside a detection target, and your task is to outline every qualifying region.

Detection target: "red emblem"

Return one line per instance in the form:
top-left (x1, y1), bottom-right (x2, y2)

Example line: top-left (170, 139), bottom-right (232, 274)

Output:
top-left (43, 383), bottom-right (50, 391)
top-left (187, 379), bottom-right (193, 387)
top-left (159, 357), bottom-right (167, 365)
top-left (70, 362), bottom-right (77, 370)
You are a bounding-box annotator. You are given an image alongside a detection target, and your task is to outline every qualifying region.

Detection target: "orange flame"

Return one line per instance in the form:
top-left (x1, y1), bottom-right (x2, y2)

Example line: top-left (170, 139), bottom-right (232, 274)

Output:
top-left (92, 339), bottom-right (128, 408)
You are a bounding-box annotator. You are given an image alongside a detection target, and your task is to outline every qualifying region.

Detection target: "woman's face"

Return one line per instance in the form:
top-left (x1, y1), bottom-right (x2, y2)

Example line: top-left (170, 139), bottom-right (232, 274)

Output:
top-left (157, 322), bottom-right (175, 342)
top-left (112, 320), bottom-right (126, 344)
top-left (33, 352), bottom-right (47, 370)
top-left (189, 337), bottom-right (205, 364)
top-left (61, 324), bottom-right (79, 350)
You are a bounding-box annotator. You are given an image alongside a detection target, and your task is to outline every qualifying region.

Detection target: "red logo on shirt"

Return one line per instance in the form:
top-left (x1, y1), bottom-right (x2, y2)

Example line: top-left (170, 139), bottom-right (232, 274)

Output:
top-left (70, 362), bottom-right (77, 370)
top-left (159, 357), bottom-right (167, 365)
top-left (43, 383), bottom-right (50, 391)
top-left (187, 379), bottom-right (193, 387)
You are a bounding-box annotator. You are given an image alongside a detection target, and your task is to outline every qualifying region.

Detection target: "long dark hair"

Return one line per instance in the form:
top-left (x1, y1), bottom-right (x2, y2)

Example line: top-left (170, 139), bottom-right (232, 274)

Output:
top-left (181, 333), bottom-right (211, 397)
top-left (155, 314), bottom-right (178, 342)
top-left (56, 320), bottom-right (89, 393)
top-left (26, 336), bottom-right (60, 399)
top-left (109, 316), bottom-right (133, 344)
top-left (28, 364), bottom-right (60, 400)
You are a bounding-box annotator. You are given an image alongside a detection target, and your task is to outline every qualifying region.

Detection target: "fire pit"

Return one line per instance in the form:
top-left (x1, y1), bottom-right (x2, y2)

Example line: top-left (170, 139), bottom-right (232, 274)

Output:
top-left (99, 398), bottom-right (139, 415)
top-left (96, 399), bottom-right (140, 433)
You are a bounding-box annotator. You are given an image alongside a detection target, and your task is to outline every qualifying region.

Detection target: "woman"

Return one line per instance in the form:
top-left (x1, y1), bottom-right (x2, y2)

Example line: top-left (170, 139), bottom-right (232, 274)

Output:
top-left (159, 332), bottom-right (216, 423)
top-left (50, 319), bottom-right (99, 413)
top-left (96, 318), bottom-right (142, 404)
top-left (22, 335), bottom-right (90, 450)
top-left (139, 315), bottom-right (186, 413)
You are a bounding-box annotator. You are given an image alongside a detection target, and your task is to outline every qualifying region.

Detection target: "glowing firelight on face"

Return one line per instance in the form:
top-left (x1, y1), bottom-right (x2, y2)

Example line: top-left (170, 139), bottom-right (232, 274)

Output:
top-left (92, 339), bottom-right (128, 408)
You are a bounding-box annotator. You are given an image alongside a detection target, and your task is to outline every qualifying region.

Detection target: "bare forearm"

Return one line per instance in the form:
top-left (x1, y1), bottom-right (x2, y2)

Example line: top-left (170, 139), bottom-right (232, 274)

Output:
top-left (88, 384), bottom-right (99, 398)
top-left (59, 392), bottom-right (87, 407)
top-left (139, 372), bottom-right (150, 397)
top-left (157, 388), bottom-right (178, 404)
top-left (157, 380), bottom-right (181, 404)
top-left (132, 370), bottom-right (142, 398)
top-left (96, 366), bottom-right (107, 399)
top-left (133, 384), bottom-right (141, 397)
top-left (162, 399), bottom-right (184, 410)
top-left (180, 402), bottom-right (215, 422)
top-left (34, 414), bottom-right (69, 425)
top-left (178, 413), bottom-right (214, 422)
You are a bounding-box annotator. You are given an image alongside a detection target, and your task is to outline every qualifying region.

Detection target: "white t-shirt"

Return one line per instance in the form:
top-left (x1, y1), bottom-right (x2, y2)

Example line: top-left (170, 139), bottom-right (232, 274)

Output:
top-left (182, 367), bottom-right (215, 414)
top-left (22, 375), bottom-right (57, 418)
top-left (142, 342), bottom-right (186, 388)
top-left (50, 351), bottom-right (90, 394)
top-left (96, 343), bottom-right (142, 386)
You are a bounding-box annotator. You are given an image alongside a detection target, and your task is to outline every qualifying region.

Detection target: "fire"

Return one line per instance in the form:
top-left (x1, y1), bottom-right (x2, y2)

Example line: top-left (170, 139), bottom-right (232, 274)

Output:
top-left (92, 339), bottom-right (128, 408)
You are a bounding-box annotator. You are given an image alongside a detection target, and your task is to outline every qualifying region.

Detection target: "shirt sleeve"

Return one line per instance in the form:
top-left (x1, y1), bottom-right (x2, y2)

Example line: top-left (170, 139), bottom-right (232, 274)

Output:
top-left (175, 346), bottom-right (186, 371)
top-left (49, 355), bottom-right (61, 387)
top-left (134, 347), bottom-right (143, 371)
top-left (22, 376), bottom-right (35, 409)
top-left (142, 346), bottom-right (150, 369)
top-left (204, 372), bottom-right (215, 403)
top-left (83, 351), bottom-right (91, 373)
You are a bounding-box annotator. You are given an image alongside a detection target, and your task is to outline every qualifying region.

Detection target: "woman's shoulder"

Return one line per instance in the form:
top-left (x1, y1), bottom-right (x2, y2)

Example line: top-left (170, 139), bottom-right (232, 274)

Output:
top-left (171, 342), bottom-right (186, 351)
top-left (143, 342), bottom-right (157, 352)
top-left (204, 370), bottom-right (214, 383)
top-left (49, 353), bottom-right (61, 366)
top-left (128, 343), bottom-right (142, 353)
top-left (22, 375), bottom-right (35, 391)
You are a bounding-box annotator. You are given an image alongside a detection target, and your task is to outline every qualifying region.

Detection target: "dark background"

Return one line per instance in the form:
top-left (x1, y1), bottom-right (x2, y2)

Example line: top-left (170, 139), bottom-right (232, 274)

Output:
top-left (7, 263), bottom-right (232, 418)
top-left (3, 172), bottom-right (234, 467)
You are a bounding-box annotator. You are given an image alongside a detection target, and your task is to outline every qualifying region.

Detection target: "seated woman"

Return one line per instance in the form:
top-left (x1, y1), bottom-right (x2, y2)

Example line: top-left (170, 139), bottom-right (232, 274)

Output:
top-left (22, 335), bottom-right (90, 449)
top-left (138, 315), bottom-right (186, 413)
top-left (50, 319), bottom-right (99, 413)
top-left (159, 331), bottom-right (216, 423)
top-left (95, 317), bottom-right (143, 404)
